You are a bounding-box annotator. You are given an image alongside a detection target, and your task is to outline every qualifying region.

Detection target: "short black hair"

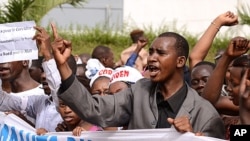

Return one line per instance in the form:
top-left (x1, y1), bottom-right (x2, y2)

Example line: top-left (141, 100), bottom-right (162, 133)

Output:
top-left (232, 54), bottom-right (250, 78)
top-left (92, 45), bottom-right (111, 60)
top-left (130, 29), bottom-right (144, 43)
top-left (193, 61), bottom-right (216, 70)
top-left (232, 54), bottom-right (250, 68)
top-left (31, 56), bottom-right (44, 68)
top-left (158, 32), bottom-right (189, 59)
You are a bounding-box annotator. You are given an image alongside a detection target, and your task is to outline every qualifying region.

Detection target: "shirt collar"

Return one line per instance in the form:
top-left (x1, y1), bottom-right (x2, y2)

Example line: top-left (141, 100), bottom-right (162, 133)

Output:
top-left (155, 82), bottom-right (187, 113)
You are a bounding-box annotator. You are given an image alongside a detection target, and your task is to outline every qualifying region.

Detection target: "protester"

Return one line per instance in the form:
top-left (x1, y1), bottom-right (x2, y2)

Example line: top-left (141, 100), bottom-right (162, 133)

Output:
top-left (190, 61), bottom-right (215, 95)
top-left (51, 23), bottom-right (225, 138)
top-left (0, 25), bottom-right (72, 133)
top-left (78, 53), bottom-right (91, 66)
top-left (116, 29), bottom-right (149, 72)
top-left (239, 67), bottom-right (250, 124)
top-left (34, 25), bottom-right (102, 136)
top-left (73, 53), bottom-right (91, 93)
top-left (76, 63), bottom-right (91, 92)
top-left (109, 65), bottom-right (143, 94)
top-left (0, 60), bottom-right (44, 96)
top-left (90, 68), bottom-right (113, 96)
top-left (202, 36), bottom-right (250, 139)
top-left (29, 56), bottom-right (44, 83)
top-left (124, 34), bottom-right (148, 68)
top-left (52, 98), bottom-right (102, 136)
top-left (0, 41), bottom-right (45, 125)
top-left (188, 11), bottom-right (238, 70)
top-left (75, 53), bottom-right (91, 78)
top-left (185, 11), bottom-right (238, 85)
top-left (0, 86), bottom-right (63, 133)
top-left (91, 45), bottom-right (115, 69)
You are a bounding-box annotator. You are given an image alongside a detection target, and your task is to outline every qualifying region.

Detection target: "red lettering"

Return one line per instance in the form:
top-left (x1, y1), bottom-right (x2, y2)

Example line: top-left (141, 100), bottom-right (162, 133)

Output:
top-left (98, 70), bottom-right (104, 75)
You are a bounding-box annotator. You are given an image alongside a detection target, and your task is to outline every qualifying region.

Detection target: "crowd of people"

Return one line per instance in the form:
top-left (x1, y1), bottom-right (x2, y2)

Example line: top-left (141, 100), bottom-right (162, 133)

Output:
top-left (0, 11), bottom-right (250, 140)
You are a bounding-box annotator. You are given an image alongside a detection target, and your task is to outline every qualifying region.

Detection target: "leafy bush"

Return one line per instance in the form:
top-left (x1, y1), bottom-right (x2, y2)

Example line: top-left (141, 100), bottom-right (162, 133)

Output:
top-left (51, 24), bottom-right (231, 63)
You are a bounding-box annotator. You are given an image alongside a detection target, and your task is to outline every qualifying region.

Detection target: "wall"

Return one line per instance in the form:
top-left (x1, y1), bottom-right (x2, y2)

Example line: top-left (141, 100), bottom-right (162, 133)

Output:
top-left (123, 0), bottom-right (250, 36)
top-left (40, 0), bottom-right (123, 30)
top-left (1, 0), bottom-right (250, 35)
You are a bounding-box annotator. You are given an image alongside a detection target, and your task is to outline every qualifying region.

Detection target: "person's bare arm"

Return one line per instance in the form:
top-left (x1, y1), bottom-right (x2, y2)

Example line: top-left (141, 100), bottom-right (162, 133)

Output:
top-left (125, 37), bottom-right (148, 67)
top-left (202, 37), bottom-right (250, 109)
top-left (33, 26), bottom-right (53, 61)
top-left (189, 11), bottom-right (238, 70)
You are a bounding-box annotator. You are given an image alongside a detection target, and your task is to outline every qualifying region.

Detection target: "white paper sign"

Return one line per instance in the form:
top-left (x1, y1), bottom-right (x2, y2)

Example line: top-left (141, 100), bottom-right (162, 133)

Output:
top-left (0, 21), bottom-right (37, 63)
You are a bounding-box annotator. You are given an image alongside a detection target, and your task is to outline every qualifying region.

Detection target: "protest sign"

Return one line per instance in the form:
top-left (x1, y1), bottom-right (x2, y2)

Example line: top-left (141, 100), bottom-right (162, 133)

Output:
top-left (0, 112), bottom-right (226, 141)
top-left (0, 21), bottom-right (37, 63)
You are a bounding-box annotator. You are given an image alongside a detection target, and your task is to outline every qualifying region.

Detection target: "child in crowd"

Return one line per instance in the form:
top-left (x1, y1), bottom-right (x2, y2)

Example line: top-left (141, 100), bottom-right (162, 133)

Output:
top-left (36, 98), bottom-right (102, 136)
top-left (43, 98), bottom-right (102, 136)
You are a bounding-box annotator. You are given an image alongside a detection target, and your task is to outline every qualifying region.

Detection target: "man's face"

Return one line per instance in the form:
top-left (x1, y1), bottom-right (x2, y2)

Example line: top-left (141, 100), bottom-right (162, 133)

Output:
top-left (0, 61), bottom-right (23, 81)
top-left (147, 37), bottom-right (180, 82)
top-left (191, 65), bottom-right (213, 95)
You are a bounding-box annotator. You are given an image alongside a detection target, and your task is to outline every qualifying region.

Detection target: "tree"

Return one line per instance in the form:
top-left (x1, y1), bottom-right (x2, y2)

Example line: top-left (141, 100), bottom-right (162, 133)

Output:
top-left (237, 2), bottom-right (250, 25)
top-left (0, 0), bottom-right (86, 24)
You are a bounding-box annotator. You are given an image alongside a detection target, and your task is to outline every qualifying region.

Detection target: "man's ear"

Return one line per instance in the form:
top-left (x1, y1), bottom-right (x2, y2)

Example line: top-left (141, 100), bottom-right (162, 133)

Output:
top-left (22, 60), bottom-right (30, 67)
top-left (176, 56), bottom-right (186, 68)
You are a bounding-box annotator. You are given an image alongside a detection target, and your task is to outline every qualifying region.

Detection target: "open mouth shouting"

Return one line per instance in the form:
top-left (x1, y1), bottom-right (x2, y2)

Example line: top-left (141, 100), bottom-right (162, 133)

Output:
top-left (148, 65), bottom-right (160, 77)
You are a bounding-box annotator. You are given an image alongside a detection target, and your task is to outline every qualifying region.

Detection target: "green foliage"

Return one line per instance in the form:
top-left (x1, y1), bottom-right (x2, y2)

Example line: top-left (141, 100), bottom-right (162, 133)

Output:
top-left (0, 0), bottom-right (35, 23)
top-left (0, 0), bottom-right (238, 62)
top-left (0, 0), bottom-right (86, 24)
top-left (237, 2), bottom-right (250, 25)
top-left (49, 25), bottom-right (231, 63)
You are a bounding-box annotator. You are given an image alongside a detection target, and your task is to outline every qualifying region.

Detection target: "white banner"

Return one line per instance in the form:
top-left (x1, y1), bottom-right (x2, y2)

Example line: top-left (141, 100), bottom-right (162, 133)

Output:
top-left (0, 21), bottom-right (37, 63)
top-left (0, 112), bottom-right (226, 141)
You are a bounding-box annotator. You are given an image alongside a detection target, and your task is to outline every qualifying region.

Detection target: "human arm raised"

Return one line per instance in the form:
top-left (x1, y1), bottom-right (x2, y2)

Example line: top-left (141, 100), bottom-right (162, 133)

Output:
top-left (33, 26), bottom-right (62, 107)
top-left (50, 23), bottom-right (72, 81)
top-left (189, 11), bottom-right (238, 70)
top-left (202, 37), bottom-right (250, 109)
top-left (125, 36), bottom-right (148, 67)
top-left (51, 24), bottom-right (132, 127)
top-left (33, 26), bottom-right (53, 61)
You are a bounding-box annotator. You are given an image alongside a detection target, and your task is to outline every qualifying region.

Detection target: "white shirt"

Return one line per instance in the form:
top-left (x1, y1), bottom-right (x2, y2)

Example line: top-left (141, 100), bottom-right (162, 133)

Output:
top-left (42, 59), bottom-right (61, 109)
top-left (0, 59), bottom-right (64, 132)
top-left (10, 84), bottom-right (44, 97)
top-left (0, 92), bottom-right (63, 132)
top-left (10, 84), bottom-right (45, 124)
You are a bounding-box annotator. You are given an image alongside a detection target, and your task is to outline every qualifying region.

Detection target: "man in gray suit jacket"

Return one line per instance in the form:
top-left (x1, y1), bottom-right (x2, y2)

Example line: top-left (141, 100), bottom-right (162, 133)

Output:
top-left (51, 27), bottom-right (225, 139)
